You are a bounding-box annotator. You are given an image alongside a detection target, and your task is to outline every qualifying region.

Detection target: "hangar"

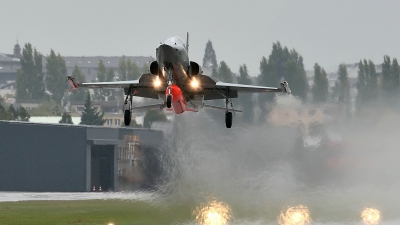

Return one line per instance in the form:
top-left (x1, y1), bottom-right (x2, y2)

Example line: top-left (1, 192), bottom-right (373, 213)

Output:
top-left (0, 120), bottom-right (164, 192)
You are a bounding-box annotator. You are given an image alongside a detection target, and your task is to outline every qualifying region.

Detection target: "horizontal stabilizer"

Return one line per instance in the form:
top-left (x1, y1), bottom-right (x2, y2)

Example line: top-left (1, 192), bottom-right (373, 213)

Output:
top-left (203, 104), bottom-right (242, 112)
top-left (131, 103), bottom-right (163, 110)
top-left (185, 107), bottom-right (198, 112)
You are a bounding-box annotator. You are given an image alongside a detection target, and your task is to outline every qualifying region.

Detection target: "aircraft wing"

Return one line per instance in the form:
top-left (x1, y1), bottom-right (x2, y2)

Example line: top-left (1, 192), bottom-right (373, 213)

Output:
top-left (214, 82), bottom-right (283, 93)
top-left (79, 80), bottom-right (140, 89)
top-left (68, 73), bottom-right (163, 99)
top-left (197, 75), bottom-right (290, 100)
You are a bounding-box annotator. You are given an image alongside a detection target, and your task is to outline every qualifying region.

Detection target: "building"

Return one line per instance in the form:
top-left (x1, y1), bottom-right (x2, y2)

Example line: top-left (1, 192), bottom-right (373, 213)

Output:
top-left (14, 100), bottom-right (43, 111)
top-left (0, 120), bottom-right (164, 192)
top-left (0, 42), bottom-right (21, 86)
top-left (0, 42), bottom-right (153, 102)
top-left (70, 100), bottom-right (122, 114)
top-left (118, 135), bottom-right (143, 190)
top-left (1, 42), bottom-right (153, 81)
top-left (63, 56), bottom-right (153, 82)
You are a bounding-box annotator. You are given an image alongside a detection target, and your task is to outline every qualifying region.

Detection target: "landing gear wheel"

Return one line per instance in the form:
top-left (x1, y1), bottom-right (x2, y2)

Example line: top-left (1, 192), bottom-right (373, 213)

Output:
top-left (225, 112), bottom-right (233, 128)
top-left (166, 95), bottom-right (172, 108)
top-left (124, 110), bottom-right (132, 126)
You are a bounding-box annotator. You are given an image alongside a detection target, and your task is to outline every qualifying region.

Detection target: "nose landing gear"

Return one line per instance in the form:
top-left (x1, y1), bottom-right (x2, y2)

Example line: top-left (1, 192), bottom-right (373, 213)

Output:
top-left (166, 94), bottom-right (172, 108)
top-left (165, 64), bottom-right (174, 109)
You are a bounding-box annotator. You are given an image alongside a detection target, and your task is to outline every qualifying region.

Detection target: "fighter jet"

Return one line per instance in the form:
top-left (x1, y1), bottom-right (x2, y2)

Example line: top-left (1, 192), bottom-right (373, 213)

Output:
top-left (68, 33), bottom-right (291, 128)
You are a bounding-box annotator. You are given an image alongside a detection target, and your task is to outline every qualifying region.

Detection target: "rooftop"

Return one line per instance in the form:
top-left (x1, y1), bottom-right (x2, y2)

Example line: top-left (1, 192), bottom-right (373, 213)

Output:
top-left (0, 53), bottom-right (19, 62)
top-left (62, 56), bottom-right (152, 68)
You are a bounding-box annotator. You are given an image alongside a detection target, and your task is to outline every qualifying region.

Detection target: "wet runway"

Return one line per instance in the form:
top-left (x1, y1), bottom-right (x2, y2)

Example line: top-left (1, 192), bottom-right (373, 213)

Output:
top-left (4, 98), bottom-right (400, 225)
top-left (153, 100), bottom-right (400, 225)
top-left (2, 189), bottom-right (396, 225)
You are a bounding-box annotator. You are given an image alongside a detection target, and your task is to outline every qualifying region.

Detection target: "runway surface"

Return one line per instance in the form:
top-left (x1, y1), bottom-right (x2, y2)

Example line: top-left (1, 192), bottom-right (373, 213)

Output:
top-left (154, 103), bottom-right (400, 225)
top-left (4, 98), bottom-right (400, 225)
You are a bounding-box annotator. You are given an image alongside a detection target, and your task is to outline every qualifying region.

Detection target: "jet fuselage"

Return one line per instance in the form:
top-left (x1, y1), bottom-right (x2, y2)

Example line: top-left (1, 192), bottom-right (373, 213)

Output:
top-left (155, 36), bottom-right (200, 113)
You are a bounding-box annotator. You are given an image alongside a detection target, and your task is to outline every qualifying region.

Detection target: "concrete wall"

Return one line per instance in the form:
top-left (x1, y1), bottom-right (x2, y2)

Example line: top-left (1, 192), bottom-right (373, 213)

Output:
top-left (0, 121), bottom-right (88, 191)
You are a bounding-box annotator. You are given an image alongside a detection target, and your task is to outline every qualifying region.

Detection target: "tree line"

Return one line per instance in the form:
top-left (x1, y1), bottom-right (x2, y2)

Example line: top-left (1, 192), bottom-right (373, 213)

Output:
top-left (203, 39), bottom-right (400, 124)
top-left (6, 40), bottom-right (400, 126)
top-left (0, 103), bottom-right (30, 121)
top-left (16, 43), bottom-right (147, 104)
top-left (10, 43), bottom-right (152, 125)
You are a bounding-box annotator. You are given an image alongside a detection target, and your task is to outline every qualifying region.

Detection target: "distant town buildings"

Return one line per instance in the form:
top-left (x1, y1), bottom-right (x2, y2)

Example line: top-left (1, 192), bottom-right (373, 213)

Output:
top-left (63, 55), bottom-right (152, 82)
top-left (0, 42), bottom-right (21, 86)
top-left (0, 42), bottom-right (153, 125)
top-left (0, 41), bottom-right (153, 87)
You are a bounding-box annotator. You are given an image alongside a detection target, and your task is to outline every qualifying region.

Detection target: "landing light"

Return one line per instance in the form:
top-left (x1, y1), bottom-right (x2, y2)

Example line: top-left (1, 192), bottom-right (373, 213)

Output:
top-left (361, 208), bottom-right (381, 225)
top-left (278, 205), bottom-right (311, 225)
top-left (191, 78), bottom-right (199, 88)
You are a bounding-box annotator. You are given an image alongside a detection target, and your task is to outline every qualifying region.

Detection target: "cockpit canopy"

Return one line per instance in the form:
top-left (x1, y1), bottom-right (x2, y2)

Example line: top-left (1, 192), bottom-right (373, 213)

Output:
top-left (163, 36), bottom-right (185, 47)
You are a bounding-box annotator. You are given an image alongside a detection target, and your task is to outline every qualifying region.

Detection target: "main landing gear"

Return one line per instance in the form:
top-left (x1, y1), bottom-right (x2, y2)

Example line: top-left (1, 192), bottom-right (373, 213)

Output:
top-left (225, 111), bottom-right (233, 128)
top-left (123, 87), bottom-right (133, 126)
top-left (225, 97), bottom-right (234, 128)
top-left (124, 109), bottom-right (131, 126)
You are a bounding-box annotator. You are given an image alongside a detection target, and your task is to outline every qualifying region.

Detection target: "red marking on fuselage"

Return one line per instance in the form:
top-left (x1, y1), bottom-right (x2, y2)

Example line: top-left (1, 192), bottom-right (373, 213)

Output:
top-left (165, 84), bottom-right (186, 114)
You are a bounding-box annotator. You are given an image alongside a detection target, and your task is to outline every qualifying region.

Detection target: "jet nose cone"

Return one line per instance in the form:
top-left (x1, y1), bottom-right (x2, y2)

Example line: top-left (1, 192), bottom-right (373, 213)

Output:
top-left (159, 43), bottom-right (176, 51)
top-left (158, 44), bottom-right (180, 62)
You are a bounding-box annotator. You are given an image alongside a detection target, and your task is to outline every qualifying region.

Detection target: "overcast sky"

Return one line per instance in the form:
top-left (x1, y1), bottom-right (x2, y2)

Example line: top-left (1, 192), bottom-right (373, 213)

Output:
top-left (1, 0), bottom-right (400, 75)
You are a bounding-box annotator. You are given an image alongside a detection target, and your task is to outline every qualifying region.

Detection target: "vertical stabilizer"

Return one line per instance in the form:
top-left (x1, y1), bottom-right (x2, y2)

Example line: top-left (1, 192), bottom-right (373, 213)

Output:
top-left (186, 32), bottom-right (189, 54)
top-left (186, 32), bottom-right (191, 77)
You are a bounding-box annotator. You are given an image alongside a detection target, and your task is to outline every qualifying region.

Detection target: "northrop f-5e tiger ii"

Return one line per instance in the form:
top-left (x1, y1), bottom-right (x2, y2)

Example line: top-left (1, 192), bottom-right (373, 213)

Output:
top-left (68, 33), bottom-right (291, 128)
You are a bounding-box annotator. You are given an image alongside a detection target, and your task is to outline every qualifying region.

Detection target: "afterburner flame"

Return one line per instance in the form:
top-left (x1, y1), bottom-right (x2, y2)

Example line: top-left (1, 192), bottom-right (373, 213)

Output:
top-left (194, 200), bottom-right (231, 225)
top-left (361, 208), bottom-right (381, 225)
top-left (191, 78), bottom-right (199, 88)
top-left (278, 205), bottom-right (311, 225)
top-left (153, 77), bottom-right (161, 87)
